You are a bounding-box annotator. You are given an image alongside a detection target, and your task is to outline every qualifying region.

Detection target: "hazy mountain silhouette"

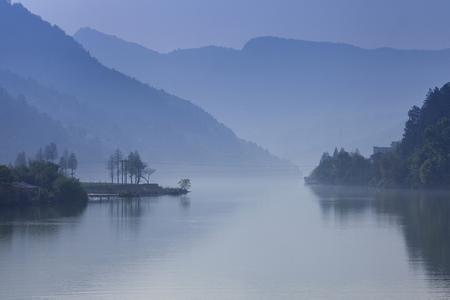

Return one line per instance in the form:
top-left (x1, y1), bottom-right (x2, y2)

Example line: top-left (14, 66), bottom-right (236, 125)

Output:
top-left (0, 70), bottom-right (97, 135)
top-left (0, 69), bottom-right (106, 163)
top-left (0, 1), bottom-right (289, 172)
top-left (75, 27), bottom-right (450, 168)
top-left (0, 87), bottom-right (100, 163)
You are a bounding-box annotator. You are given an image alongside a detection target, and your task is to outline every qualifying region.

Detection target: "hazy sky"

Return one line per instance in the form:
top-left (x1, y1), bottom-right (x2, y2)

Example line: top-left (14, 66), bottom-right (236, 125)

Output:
top-left (14, 0), bottom-right (450, 52)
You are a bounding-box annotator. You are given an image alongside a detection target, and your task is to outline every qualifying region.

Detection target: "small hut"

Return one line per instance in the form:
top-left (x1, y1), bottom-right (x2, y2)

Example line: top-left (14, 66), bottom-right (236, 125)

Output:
top-left (12, 182), bottom-right (41, 202)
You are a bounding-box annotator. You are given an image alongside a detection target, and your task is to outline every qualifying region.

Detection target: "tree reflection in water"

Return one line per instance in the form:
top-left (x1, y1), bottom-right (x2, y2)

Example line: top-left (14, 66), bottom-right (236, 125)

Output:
top-left (310, 185), bottom-right (450, 289)
top-left (97, 196), bottom-right (192, 232)
top-left (0, 201), bottom-right (87, 242)
top-left (179, 195), bottom-right (191, 210)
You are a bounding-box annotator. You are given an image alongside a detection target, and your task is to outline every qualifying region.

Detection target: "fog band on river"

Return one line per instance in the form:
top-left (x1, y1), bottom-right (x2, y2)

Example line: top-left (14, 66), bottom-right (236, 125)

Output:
top-left (0, 177), bottom-right (449, 299)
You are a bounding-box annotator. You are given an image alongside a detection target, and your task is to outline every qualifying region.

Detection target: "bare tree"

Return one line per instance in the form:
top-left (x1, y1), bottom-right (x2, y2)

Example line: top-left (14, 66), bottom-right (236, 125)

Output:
top-left (68, 152), bottom-right (78, 177)
top-left (127, 152), bottom-right (136, 184)
top-left (127, 151), bottom-right (146, 184)
top-left (113, 149), bottom-right (122, 184)
top-left (14, 152), bottom-right (27, 168)
top-left (59, 150), bottom-right (69, 176)
top-left (141, 167), bottom-right (156, 184)
top-left (123, 159), bottom-right (128, 184)
top-left (107, 155), bottom-right (115, 183)
top-left (44, 142), bottom-right (58, 162)
top-left (35, 148), bottom-right (44, 162)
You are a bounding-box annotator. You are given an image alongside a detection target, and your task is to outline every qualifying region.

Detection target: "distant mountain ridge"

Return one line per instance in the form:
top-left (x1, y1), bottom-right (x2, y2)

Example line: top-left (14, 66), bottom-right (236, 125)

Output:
top-left (74, 27), bottom-right (450, 167)
top-left (0, 1), bottom-right (291, 173)
top-left (0, 87), bottom-right (85, 162)
top-left (0, 69), bottom-right (95, 132)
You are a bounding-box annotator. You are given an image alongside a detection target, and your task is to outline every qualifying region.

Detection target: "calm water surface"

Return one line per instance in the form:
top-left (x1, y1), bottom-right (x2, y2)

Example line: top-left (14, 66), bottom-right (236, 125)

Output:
top-left (1, 177), bottom-right (450, 299)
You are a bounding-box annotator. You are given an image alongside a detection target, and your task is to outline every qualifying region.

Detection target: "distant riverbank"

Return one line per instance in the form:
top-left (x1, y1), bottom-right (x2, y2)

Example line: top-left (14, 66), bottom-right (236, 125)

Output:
top-left (308, 84), bottom-right (450, 189)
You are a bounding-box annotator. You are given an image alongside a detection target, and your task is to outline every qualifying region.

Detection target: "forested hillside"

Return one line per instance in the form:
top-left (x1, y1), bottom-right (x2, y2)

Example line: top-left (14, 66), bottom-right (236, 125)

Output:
top-left (0, 88), bottom-right (68, 162)
top-left (0, 70), bottom-right (99, 138)
top-left (0, 1), bottom-right (289, 171)
top-left (309, 84), bottom-right (450, 188)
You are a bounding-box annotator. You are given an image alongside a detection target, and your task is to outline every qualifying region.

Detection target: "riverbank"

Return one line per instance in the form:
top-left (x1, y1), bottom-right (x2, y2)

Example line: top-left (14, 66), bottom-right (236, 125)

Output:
top-left (0, 179), bottom-right (87, 207)
top-left (81, 182), bottom-right (188, 198)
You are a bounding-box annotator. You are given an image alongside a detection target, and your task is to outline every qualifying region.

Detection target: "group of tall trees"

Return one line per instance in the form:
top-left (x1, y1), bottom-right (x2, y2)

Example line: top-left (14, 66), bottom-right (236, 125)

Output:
top-left (16, 143), bottom-right (78, 177)
top-left (0, 144), bottom-right (86, 204)
top-left (310, 83), bottom-right (450, 188)
top-left (310, 148), bottom-right (373, 186)
top-left (106, 149), bottom-right (155, 184)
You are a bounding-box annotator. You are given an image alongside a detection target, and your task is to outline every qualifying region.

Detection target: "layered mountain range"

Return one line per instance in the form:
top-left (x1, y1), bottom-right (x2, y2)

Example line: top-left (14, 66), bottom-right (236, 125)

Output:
top-left (0, 1), bottom-right (291, 176)
top-left (75, 27), bottom-right (450, 167)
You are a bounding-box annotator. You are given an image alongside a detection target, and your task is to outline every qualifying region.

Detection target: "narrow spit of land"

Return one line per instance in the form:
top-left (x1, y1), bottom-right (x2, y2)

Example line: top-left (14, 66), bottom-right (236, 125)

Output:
top-left (82, 182), bottom-right (188, 199)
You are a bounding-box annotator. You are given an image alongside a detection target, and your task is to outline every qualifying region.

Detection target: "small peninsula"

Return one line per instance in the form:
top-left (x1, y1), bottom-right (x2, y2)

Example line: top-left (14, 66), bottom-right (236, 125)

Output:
top-left (0, 145), bottom-right (190, 206)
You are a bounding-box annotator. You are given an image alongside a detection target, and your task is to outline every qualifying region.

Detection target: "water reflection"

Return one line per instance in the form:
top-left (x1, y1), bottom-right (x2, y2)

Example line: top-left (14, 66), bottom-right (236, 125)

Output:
top-left (0, 201), bottom-right (87, 242)
top-left (107, 198), bottom-right (146, 218)
top-left (91, 196), bottom-right (192, 232)
top-left (179, 195), bottom-right (191, 210)
top-left (3, 178), bottom-right (449, 299)
top-left (310, 185), bottom-right (450, 286)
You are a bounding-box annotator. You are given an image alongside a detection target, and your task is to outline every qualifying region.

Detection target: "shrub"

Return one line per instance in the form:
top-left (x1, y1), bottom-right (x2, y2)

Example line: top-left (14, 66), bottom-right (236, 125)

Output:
top-left (0, 165), bottom-right (13, 184)
top-left (53, 177), bottom-right (88, 203)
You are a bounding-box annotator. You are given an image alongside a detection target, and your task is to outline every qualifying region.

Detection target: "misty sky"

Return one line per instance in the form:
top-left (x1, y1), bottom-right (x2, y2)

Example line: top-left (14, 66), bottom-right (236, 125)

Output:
top-left (14, 0), bottom-right (450, 52)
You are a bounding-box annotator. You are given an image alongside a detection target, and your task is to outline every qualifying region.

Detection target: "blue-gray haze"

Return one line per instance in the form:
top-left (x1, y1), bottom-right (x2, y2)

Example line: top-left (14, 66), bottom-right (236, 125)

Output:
top-left (13, 0), bottom-right (450, 52)
top-left (0, 1), bottom-right (292, 177)
top-left (74, 28), bottom-right (450, 167)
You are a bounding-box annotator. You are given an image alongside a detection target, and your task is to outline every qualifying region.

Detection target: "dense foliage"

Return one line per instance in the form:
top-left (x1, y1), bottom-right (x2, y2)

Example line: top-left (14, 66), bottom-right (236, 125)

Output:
top-left (310, 84), bottom-right (450, 188)
top-left (0, 161), bottom-right (87, 204)
top-left (178, 179), bottom-right (192, 191)
top-left (0, 144), bottom-right (86, 205)
top-left (53, 176), bottom-right (87, 203)
top-left (310, 149), bottom-right (373, 186)
top-left (0, 165), bottom-right (13, 184)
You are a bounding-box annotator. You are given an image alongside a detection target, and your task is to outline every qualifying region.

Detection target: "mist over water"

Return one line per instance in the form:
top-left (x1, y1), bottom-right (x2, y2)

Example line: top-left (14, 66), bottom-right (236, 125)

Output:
top-left (1, 177), bottom-right (449, 299)
top-left (3, 1), bottom-right (450, 299)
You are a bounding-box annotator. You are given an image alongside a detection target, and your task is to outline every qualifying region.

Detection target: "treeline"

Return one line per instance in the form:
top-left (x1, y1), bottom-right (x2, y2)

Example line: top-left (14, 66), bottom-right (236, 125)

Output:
top-left (0, 143), bottom-right (86, 204)
top-left (309, 84), bottom-right (450, 188)
top-left (106, 149), bottom-right (155, 184)
top-left (24, 142), bottom-right (79, 177)
top-left (309, 149), bottom-right (373, 186)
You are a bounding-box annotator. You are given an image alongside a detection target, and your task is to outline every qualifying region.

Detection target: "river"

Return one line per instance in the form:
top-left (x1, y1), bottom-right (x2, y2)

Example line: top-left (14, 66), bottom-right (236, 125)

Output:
top-left (0, 177), bottom-right (450, 299)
